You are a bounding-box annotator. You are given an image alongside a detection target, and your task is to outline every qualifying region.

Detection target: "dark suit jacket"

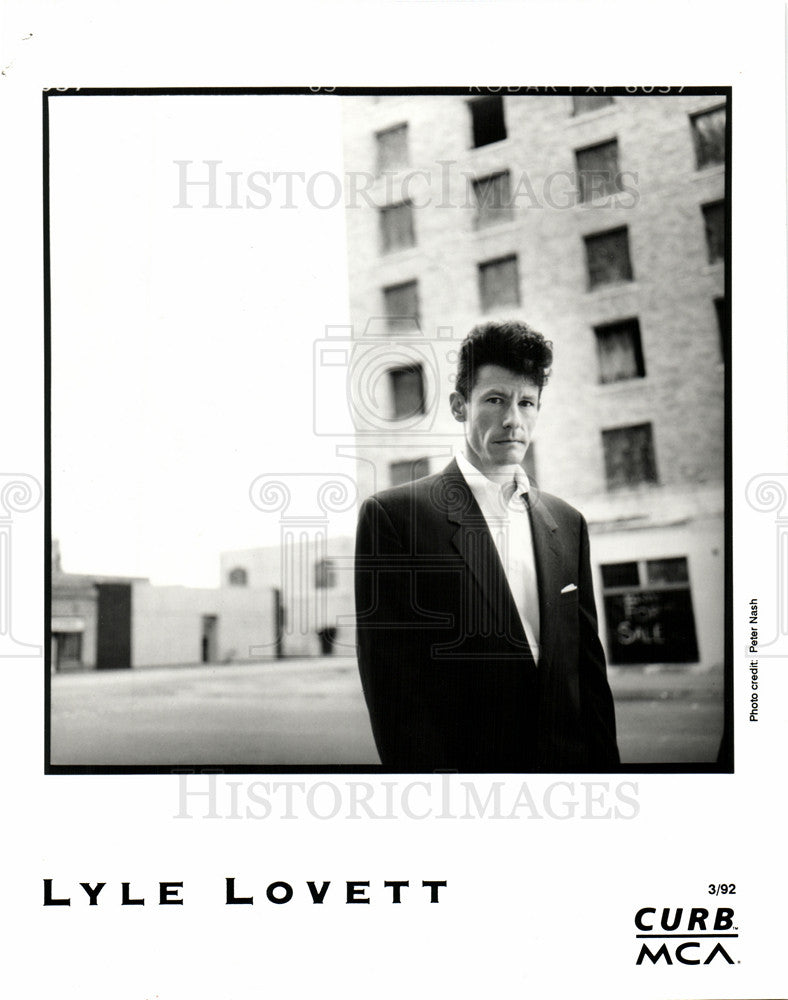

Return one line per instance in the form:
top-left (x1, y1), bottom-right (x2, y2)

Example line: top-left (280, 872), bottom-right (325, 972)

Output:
top-left (354, 459), bottom-right (619, 772)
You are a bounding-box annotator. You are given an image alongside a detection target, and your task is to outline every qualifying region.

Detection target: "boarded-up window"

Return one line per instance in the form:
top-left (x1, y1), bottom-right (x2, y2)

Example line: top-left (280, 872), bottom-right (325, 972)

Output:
top-left (572, 94), bottom-right (614, 115)
top-left (594, 318), bottom-right (646, 383)
top-left (383, 280), bottom-right (420, 333)
top-left (602, 423), bottom-right (658, 489)
top-left (472, 172), bottom-right (513, 228)
top-left (584, 227), bottom-right (633, 288)
top-left (228, 567), bottom-right (248, 586)
top-left (388, 364), bottom-right (425, 419)
top-left (380, 201), bottom-right (415, 253)
top-left (702, 201), bottom-right (725, 263)
top-left (315, 559), bottom-right (337, 589)
top-left (576, 139), bottom-right (621, 202)
top-left (376, 123), bottom-right (409, 173)
top-left (470, 96), bottom-right (507, 147)
top-left (390, 457), bottom-right (430, 487)
top-left (691, 106), bottom-right (726, 169)
top-left (478, 255), bottom-right (520, 312)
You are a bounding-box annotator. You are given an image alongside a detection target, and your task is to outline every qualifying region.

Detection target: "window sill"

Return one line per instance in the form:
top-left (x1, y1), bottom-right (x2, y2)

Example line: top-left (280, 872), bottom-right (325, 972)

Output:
top-left (378, 245), bottom-right (421, 263)
top-left (585, 280), bottom-right (639, 296)
top-left (690, 163), bottom-right (725, 181)
top-left (564, 105), bottom-right (619, 127)
top-left (594, 376), bottom-right (649, 393)
top-left (470, 218), bottom-right (520, 238)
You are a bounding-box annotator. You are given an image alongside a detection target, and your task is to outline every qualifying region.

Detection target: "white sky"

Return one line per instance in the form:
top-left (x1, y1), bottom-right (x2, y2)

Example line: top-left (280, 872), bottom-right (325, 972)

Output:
top-left (50, 95), bottom-right (357, 586)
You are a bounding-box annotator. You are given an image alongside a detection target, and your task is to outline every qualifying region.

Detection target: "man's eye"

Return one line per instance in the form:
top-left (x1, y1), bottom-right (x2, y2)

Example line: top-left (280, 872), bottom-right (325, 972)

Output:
top-left (520, 400), bottom-right (534, 407)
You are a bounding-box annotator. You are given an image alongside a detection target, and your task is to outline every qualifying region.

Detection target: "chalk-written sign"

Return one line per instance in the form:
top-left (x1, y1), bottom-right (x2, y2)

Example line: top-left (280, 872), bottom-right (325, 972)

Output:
top-left (603, 588), bottom-right (699, 665)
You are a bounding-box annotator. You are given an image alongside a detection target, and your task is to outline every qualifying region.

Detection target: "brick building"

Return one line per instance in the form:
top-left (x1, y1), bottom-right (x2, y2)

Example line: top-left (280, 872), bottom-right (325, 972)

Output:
top-left (339, 92), bottom-right (727, 671)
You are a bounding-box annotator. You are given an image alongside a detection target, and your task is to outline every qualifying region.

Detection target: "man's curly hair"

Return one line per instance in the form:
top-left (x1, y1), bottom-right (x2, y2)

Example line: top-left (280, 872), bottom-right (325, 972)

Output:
top-left (454, 319), bottom-right (553, 399)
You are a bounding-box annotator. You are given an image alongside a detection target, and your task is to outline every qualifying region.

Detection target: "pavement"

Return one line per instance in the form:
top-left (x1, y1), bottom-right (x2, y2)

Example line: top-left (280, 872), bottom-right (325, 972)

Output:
top-left (49, 655), bottom-right (725, 768)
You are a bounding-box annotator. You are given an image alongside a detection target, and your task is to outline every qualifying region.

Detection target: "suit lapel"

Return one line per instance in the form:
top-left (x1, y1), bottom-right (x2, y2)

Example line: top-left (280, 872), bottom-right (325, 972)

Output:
top-left (439, 460), bottom-right (530, 652)
top-left (527, 487), bottom-right (561, 672)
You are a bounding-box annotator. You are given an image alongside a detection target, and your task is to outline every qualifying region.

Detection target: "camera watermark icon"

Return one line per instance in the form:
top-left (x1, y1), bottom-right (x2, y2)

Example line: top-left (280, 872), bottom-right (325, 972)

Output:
top-left (313, 317), bottom-right (460, 438)
top-left (0, 473), bottom-right (42, 657)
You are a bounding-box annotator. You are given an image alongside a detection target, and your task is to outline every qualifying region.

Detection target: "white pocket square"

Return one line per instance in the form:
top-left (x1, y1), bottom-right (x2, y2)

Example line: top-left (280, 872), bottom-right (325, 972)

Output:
top-left (560, 583), bottom-right (577, 594)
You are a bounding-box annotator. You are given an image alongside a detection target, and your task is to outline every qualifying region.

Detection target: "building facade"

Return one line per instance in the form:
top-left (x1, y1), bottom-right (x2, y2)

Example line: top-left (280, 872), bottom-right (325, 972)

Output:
top-left (339, 92), bottom-right (727, 672)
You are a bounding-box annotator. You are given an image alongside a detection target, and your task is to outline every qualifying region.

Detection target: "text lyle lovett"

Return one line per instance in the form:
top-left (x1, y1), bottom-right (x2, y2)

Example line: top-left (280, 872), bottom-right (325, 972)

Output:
top-left (43, 878), bottom-right (446, 907)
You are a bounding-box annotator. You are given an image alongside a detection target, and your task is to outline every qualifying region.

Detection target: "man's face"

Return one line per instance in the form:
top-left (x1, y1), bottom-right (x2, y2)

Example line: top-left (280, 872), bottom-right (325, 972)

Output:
top-left (450, 364), bottom-right (540, 475)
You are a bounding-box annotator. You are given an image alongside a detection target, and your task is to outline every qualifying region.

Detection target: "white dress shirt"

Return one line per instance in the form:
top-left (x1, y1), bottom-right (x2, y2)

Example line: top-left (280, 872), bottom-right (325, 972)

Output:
top-left (455, 451), bottom-right (541, 664)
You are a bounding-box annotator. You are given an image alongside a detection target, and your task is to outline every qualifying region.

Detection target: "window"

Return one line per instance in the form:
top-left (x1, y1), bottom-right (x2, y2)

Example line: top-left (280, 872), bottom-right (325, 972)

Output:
top-left (571, 94), bottom-right (614, 115)
top-left (388, 364), bottom-right (425, 419)
top-left (379, 201), bottom-right (415, 253)
top-left (690, 105), bottom-right (726, 169)
top-left (390, 457), bottom-right (430, 487)
top-left (646, 557), bottom-right (690, 585)
top-left (702, 201), bottom-right (725, 263)
top-left (601, 562), bottom-right (640, 589)
top-left (584, 227), bottom-right (633, 288)
top-left (315, 559), bottom-right (337, 589)
top-left (594, 318), bottom-right (646, 383)
top-left (601, 423), bottom-right (658, 489)
top-left (470, 96), bottom-right (507, 147)
top-left (478, 255), bottom-right (520, 312)
top-left (227, 567), bottom-right (248, 586)
top-left (714, 296), bottom-right (728, 358)
top-left (376, 123), bottom-right (409, 173)
top-left (576, 139), bottom-right (621, 202)
top-left (472, 172), bottom-right (513, 228)
top-left (383, 280), bottom-right (420, 333)
top-left (600, 556), bottom-right (698, 664)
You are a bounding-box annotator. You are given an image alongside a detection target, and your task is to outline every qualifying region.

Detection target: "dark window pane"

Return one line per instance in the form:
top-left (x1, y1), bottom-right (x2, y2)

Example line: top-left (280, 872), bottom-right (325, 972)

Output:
top-left (478, 255), bottom-right (520, 312)
top-left (470, 96), bottom-right (507, 147)
top-left (702, 201), bottom-right (725, 263)
top-left (380, 202), bottom-right (415, 253)
top-left (691, 106), bottom-right (726, 168)
top-left (601, 562), bottom-right (640, 589)
top-left (228, 567), bottom-right (248, 586)
top-left (376, 123), bottom-right (409, 173)
top-left (572, 94), bottom-right (614, 115)
top-left (576, 139), bottom-right (621, 202)
top-left (646, 557), bottom-right (689, 585)
top-left (472, 172), bottom-right (513, 228)
top-left (390, 458), bottom-right (431, 487)
top-left (383, 280), bottom-right (420, 333)
top-left (714, 296), bottom-right (728, 358)
top-left (602, 423), bottom-right (658, 489)
top-left (594, 318), bottom-right (646, 383)
top-left (584, 227), bottom-right (633, 288)
top-left (315, 559), bottom-right (337, 589)
top-left (388, 364), bottom-right (425, 419)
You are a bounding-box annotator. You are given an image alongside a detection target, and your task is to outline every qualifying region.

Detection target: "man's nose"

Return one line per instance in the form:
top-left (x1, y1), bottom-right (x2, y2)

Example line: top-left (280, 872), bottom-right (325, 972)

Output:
top-left (502, 403), bottom-right (522, 427)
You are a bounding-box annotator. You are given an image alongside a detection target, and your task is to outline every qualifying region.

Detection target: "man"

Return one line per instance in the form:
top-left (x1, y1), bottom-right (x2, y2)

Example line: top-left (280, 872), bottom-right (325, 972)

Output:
top-left (354, 320), bottom-right (619, 772)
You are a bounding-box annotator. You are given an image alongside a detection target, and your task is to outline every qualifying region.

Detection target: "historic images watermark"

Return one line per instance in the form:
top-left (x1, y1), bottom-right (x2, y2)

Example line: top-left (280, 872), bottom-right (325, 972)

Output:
top-left (173, 160), bottom-right (640, 212)
top-left (173, 773), bottom-right (640, 821)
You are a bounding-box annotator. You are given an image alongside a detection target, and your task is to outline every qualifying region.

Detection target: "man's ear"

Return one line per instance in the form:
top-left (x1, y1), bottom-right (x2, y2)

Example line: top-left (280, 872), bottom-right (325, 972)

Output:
top-left (449, 390), bottom-right (467, 423)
